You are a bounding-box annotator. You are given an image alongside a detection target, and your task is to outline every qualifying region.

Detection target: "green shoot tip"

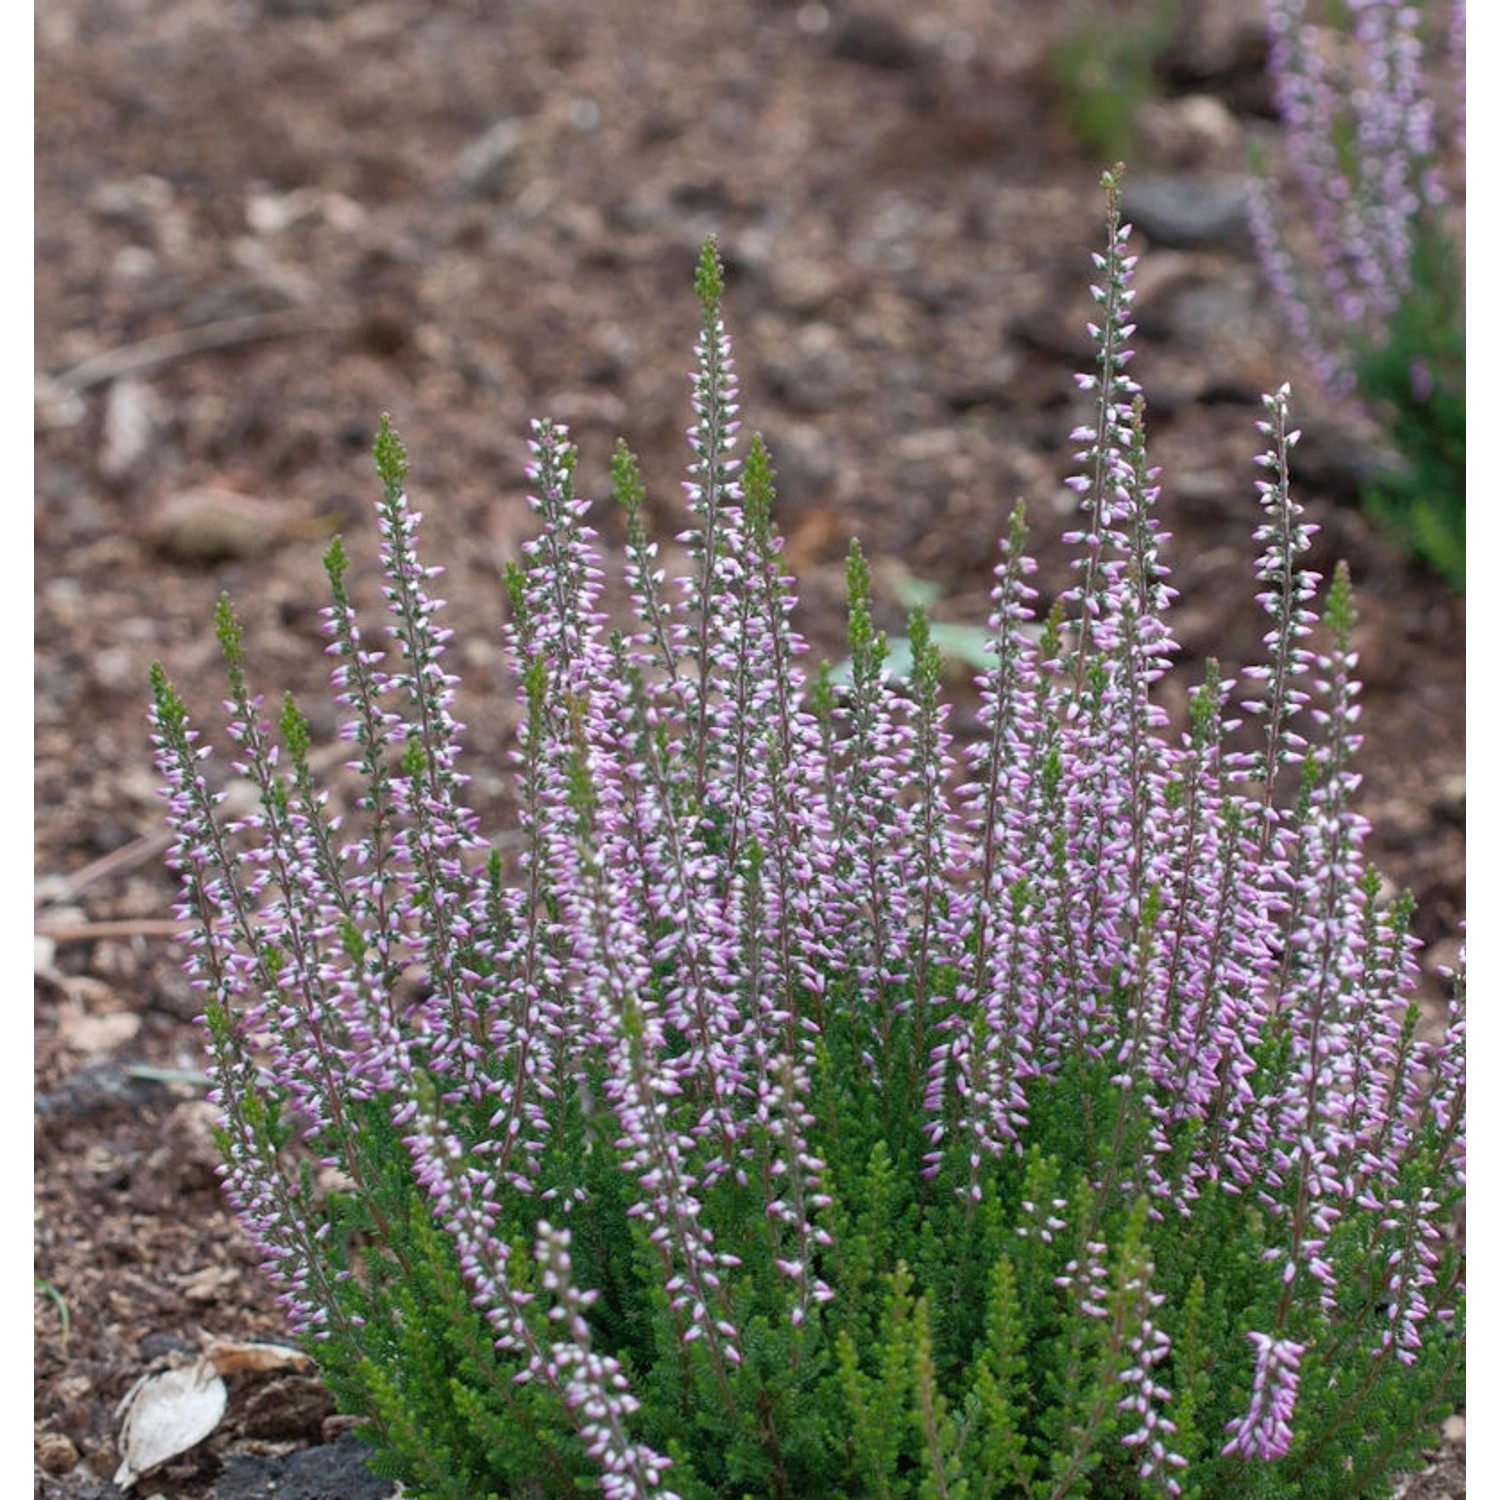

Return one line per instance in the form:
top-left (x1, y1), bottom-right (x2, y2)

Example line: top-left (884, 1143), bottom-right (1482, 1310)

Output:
top-left (695, 237), bottom-right (724, 312)
top-left (373, 414), bottom-right (409, 496)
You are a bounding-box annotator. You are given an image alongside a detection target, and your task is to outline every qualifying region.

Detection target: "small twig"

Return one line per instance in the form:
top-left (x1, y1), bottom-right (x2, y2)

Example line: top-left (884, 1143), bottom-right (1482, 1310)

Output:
top-left (35, 917), bottom-right (183, 944)
top-left (36, 746), bottom-right (357, 912)
top-left (35, 831), bottom-right (172, 910)
top-left (53, 308), bottom-right (342, 394)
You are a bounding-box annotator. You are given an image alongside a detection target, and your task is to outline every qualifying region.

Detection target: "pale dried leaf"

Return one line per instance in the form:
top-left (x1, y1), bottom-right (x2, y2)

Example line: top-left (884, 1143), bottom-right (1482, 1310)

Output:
top-left (113, 1358), bottom-right (227, 1489)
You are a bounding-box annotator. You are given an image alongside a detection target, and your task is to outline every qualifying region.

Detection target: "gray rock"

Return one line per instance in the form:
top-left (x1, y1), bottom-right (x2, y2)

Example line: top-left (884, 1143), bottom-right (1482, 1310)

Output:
top-left (215, 1434), bottom-right (399, 1500)
top-left (1121, 174), bottom-right (1251, 249)
top-left (36, 1063), bottom-right (150, 1120)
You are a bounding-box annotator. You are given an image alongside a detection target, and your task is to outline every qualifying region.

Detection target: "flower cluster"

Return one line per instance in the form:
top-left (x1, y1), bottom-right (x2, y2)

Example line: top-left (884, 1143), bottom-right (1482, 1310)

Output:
top-left (1252, 0), bottom-right (1459, 389)
top-left (1252, 0), bottom-right (1465, 588)
top-left (1221, 1332), bottom-right (1305, 1462)
top-left (152, 171), bottom-right (1464, 1498)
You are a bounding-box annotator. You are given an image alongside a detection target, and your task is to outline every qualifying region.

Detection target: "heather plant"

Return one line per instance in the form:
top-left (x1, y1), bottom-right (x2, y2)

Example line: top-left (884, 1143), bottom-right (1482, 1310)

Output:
top-left (1251, 0), bottom-right (1465, 588)
top-left (151, 173), bottom-right (1464, 1499)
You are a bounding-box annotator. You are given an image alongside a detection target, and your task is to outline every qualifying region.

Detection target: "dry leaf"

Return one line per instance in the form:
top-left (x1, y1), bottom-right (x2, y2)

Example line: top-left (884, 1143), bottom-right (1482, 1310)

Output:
top-left (113, 1358), bottom-right (227, 1489)
top-left (205, 1336), bottom-right (314, 1377)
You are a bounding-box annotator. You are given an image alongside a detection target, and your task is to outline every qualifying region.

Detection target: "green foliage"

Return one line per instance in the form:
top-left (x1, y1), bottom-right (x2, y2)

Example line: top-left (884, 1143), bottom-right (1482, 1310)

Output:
top-left (1352, 225), bottom-right (1465, 590)
top-left (34, 1274), bottom-right (71, 1351)
top-left (830, 570), bottom-right (995, 686)
top-left (1048, 0), bottom-right (1181, 161)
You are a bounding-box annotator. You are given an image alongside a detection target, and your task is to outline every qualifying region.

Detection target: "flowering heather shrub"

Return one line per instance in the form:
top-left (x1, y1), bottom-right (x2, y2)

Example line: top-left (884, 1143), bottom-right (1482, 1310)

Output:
top-left (151, 174), bottom-right (1464, 1499)
top-left (1252, 0), bottom-right (1465, 588)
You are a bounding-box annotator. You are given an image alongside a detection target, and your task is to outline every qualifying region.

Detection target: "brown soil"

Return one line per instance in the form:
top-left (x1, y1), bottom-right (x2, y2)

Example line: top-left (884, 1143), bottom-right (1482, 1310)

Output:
top-left (35, 1), bottom-right (1463, 1495)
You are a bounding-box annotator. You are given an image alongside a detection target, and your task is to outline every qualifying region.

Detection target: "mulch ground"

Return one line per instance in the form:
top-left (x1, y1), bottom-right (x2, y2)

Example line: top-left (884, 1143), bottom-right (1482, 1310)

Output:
top-left (35, 1), bottom-right (1463, 1494)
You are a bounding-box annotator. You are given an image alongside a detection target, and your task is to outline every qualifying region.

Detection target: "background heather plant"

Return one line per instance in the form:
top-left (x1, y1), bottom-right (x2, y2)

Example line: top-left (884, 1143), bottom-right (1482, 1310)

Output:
top-left (151, 173), bottom-right (1464, 1499)
top-left (1251, 0), bottom-right (1465, 589)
